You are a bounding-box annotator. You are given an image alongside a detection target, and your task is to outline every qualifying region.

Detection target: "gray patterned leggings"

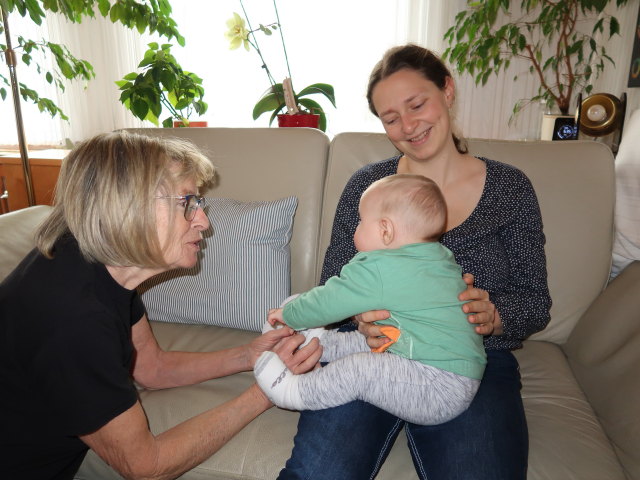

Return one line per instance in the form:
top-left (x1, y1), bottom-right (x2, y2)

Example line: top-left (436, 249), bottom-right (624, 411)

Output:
top-left (298, 330), bottom-right (480, 426)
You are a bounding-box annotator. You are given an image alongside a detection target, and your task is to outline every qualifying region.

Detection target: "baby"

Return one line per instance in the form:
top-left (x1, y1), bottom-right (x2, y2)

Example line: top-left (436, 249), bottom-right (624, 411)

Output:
top-left (255, 174), bottom-right (486, 425)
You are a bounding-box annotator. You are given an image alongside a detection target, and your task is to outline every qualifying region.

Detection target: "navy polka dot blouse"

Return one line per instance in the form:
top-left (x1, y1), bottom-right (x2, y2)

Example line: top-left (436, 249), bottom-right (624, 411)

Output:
top-left (320, 155), bottom-right (552, 351)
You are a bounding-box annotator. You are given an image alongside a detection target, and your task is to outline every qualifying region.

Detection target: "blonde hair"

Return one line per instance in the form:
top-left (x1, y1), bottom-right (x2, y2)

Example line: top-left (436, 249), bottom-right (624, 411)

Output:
top-left (35, 131), bottom-right (215, 267)
top-left (366, 174), bottom-right (447, 241)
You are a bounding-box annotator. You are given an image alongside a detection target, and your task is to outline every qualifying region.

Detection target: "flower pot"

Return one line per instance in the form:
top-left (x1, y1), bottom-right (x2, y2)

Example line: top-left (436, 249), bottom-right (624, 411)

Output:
top-left (173, 120), bottom-right (208, 128)
top-left (277, 114), bottom-right (319, 129)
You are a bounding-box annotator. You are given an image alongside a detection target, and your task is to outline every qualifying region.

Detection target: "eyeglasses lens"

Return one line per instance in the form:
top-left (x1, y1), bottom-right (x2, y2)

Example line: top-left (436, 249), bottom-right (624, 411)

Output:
top-left (184, 195), bottom-right (204, 221)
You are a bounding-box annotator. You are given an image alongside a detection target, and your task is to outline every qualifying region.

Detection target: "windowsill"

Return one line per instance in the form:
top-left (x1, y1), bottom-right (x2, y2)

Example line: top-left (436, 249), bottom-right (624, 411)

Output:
top-left (0, 149), bottom-right (70, 160)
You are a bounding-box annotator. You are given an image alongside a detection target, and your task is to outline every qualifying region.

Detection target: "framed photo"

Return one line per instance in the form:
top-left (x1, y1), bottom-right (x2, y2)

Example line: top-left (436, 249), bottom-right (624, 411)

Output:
top-left (628, 6), bottom-right (640, 87)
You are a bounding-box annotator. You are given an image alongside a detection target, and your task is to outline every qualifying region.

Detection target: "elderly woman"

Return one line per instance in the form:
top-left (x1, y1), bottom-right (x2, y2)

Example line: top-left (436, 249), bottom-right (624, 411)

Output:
top-left (0, 131), bottom-right (321, 480)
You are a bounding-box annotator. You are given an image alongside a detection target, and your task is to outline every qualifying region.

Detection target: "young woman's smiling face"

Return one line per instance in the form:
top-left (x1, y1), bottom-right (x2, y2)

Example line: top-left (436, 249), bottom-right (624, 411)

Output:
top-left (371, 68), bottom-right (455, 163)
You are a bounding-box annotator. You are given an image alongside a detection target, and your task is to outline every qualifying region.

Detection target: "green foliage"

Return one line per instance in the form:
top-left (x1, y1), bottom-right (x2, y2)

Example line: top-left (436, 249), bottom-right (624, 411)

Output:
top-left (252, 82), bottom-right (335, 132)
top-left (0, 0), bottom-right (184, 121)
top-left (116, 43), bottom-right (207, 127)
top-left (443, 0), bottom-right (628, 116)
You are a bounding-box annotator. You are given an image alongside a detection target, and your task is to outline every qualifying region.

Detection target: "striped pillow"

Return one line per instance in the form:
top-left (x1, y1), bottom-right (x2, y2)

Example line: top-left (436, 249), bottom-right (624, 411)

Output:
top-left (139, 196), bottom-right (297, 331)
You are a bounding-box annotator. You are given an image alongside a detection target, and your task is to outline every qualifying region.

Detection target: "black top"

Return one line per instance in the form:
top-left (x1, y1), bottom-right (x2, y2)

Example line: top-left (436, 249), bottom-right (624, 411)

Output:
top-left (320, 155), bottom-right (552, 351)
top-left (0, 235), bottom-right (144, 479)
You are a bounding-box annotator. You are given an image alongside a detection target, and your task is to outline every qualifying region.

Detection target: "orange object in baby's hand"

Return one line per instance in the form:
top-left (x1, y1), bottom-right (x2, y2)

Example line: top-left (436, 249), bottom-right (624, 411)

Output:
top-left (371, 326), bottom-right (401, 353)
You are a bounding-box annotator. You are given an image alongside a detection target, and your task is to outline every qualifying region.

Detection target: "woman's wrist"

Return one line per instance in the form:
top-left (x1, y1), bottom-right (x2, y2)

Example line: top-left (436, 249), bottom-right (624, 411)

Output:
top-left (250, 383), bottom-right (273, 409)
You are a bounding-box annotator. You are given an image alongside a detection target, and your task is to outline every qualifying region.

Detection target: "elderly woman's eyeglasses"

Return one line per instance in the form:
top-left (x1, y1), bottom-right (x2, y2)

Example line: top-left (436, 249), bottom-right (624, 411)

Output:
top-left (156, 194), bottom-right (206, 221)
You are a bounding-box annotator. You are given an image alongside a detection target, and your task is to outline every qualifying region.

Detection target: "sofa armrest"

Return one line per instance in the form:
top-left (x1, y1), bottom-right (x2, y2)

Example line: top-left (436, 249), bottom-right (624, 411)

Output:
top-left (563, 261), bottom-right (640, 479)
top-left (0, 205), bottom-right (52, 280)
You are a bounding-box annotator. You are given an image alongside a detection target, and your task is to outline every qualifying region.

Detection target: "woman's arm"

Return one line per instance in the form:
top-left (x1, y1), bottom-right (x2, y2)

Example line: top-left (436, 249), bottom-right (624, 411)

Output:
top-left (82, 318), bottom-right (323, 479)
top-left (80, 386), bottom-right (270, 480)
top-left (131, 315), bottom-right (322, 390)
top-left (488, 176), bottom-right (551, 342)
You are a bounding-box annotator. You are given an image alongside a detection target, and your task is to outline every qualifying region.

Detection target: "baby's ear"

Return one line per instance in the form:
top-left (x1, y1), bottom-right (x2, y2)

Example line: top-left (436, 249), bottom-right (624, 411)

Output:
top-left (380, 217), bottom-right (395, 245)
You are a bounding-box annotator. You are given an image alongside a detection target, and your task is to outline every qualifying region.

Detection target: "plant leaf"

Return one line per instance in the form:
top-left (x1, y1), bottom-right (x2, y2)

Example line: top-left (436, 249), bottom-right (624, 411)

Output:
top-left (609, 17), bottom-right (620, 37)
top-left (253, 92), bottom-right (285, 120)
top-left (296, 83), bottom-right (336, 108)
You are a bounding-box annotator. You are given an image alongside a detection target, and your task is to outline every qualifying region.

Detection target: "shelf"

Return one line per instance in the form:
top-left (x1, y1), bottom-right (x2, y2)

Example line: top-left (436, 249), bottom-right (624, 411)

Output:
top-left (0, 152), bottom-right (67, 213)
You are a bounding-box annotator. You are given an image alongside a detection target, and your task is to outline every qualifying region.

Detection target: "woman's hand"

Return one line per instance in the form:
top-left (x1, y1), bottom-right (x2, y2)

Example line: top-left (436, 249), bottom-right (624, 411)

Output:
top-left (353, 310), bottom-right (391, 350)
top-left (459, 273), bottom-right (503, 335)
top-left (248, 327), bottom-right (322, 374)
top-left (247, 325), bottom-right (295, 366)
top-left (273, 333), bottom-right (323, 374)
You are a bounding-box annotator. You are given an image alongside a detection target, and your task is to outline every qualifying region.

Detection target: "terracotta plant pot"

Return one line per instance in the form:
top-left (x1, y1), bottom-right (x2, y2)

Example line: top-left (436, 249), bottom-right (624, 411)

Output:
top-left (173, 120), bottom-right (208, 128)
top-left (277, 114), bottom-right (319, 128)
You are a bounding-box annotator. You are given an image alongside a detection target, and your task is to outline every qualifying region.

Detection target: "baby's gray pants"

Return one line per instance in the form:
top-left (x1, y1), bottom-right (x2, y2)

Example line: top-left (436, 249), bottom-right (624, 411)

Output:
top-left (298, 330), bottom-right (480, 426)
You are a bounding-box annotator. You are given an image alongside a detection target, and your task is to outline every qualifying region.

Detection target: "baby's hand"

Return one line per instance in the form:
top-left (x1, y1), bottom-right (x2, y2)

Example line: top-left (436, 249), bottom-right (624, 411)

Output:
top-left (267, 308), bottom-right (286, 327)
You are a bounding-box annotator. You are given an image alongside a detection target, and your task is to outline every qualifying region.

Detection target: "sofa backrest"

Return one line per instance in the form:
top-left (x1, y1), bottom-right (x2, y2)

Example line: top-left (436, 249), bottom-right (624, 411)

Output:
top-left (322, 133), bottom-right (615, 345)
top-left (126, 128), bottom-right (330, 294)
top-left (1, 130), bottom-right (615, 346)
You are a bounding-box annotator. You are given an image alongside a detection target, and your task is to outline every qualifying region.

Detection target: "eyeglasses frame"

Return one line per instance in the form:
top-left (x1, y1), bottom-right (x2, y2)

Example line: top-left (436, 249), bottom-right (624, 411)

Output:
top-left (155, 194), bottom-right (206, 221)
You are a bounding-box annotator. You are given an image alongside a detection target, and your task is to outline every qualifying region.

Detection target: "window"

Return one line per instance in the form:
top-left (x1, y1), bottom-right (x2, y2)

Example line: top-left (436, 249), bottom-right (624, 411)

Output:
top-left (2, 0), bottom-right (635, 147)
top-left (1, 0), bottom-right (412, 146)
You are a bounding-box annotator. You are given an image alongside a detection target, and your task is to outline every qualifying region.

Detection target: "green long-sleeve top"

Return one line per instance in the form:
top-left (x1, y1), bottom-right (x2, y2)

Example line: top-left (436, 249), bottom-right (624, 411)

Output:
top-left (283, 242), bottom-right (487, 379)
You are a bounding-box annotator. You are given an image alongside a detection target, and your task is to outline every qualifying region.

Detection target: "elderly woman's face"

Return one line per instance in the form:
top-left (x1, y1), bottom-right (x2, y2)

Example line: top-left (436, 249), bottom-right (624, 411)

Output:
top-left (156, 176), bottom-right (209, 270)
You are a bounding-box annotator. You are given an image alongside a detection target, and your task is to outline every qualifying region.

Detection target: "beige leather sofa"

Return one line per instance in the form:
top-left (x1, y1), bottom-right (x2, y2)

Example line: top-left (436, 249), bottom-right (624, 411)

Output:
top-left (1, 128), bottom-right (638, 480)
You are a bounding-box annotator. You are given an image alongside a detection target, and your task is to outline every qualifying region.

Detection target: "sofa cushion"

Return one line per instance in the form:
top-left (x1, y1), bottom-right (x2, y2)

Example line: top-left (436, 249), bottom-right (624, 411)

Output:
top-left (139, 196), bottom-right (296, 331)
top-left (564, 261), bottom-right (640, 479)
top-left (77, 322), bottom-right (626, 480)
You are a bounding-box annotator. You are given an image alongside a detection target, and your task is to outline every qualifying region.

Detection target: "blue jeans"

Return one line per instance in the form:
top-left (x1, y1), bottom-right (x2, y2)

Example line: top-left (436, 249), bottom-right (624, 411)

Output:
top-left (278, 350), bottom-right (528, 480)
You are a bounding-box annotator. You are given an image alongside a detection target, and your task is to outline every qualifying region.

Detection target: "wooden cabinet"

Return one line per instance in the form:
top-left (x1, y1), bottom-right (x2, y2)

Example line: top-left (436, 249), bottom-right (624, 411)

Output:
top-left (0, 150), bottom-right (66, 213)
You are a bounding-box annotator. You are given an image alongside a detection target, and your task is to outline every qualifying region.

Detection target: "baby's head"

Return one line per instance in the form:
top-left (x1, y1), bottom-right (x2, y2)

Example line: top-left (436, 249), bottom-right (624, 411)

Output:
top-left (354, 174), bottom-right (447, 252)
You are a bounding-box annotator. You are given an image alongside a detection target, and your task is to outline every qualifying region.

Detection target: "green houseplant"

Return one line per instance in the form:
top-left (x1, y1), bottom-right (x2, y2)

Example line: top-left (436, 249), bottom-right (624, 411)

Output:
top-left (115, 42), bottom-right (207, 127)
top-left (443, 0), bottom-right (629, 118)
top-left (0, 0), bottom-right (185, 121)
top-left (225, 1), bottom-right (335, 131)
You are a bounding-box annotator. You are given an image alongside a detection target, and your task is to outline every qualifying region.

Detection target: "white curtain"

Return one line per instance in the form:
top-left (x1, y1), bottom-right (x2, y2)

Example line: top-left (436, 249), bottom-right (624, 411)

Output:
top-left (1, 0), bottom-right (638, 147)
top-left (47, 15), bottom-right (147, 143)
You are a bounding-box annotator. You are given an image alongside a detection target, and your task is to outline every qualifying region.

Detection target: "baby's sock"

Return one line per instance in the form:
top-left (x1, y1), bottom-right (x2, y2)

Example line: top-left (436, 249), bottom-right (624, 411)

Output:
top-left (261, 319), bottom-right (324, 346)
top-left (254, 351), bottom-right (306, 410)
top-left (299, 326), bottom-right (326, 347)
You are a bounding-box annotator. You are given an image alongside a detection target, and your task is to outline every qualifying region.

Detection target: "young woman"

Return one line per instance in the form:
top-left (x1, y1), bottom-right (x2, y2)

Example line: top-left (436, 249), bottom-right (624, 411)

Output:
top-left (278, 44), bottom-right (551, 480)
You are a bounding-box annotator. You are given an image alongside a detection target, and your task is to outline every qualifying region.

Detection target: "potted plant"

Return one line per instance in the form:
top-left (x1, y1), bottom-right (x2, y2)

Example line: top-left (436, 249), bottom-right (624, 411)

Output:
top-left (1, 0), bottom-right (185, 122)
top-left (225, 2), bottom-right (335, 132)
top-left (443, 0), bottom-right (628, 123)
top-left (116, 42), bottom-right (208, 128)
